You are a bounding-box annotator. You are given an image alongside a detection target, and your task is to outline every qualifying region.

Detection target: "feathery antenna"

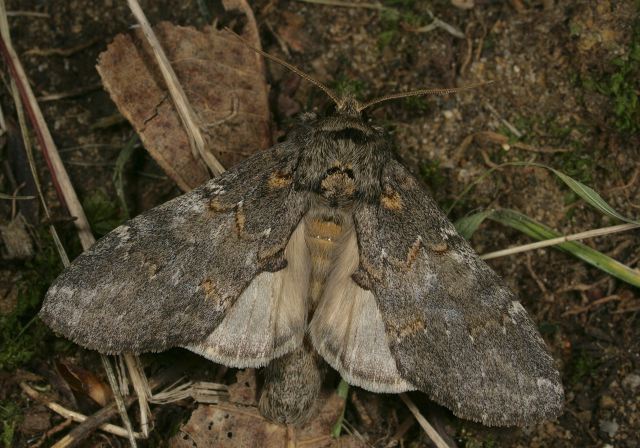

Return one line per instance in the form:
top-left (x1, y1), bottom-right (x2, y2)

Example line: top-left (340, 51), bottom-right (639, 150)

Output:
top-left (226, 28), bottom-right (491, 113)
top-left (356, 81), bottom-right (494, 112)
top-left (225, 28), bottom-right (343, 108)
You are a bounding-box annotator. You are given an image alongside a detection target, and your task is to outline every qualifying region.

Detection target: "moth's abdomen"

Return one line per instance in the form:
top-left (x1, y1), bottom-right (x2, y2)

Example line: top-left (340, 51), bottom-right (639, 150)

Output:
top-left (303, 206), bottom-right (353, 308)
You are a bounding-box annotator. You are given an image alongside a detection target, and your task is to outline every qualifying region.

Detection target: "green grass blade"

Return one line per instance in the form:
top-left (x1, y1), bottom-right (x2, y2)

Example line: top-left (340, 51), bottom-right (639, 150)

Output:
top-left (454, 209), bottom-right (494, 240)
top-left (488, 209), bottom-right (640, 287)
top-left (331, 379), bottom-right (350, 438)
top-left (447, 161), bottom-right (638, 224)
top-left (548, 167), bottom-right (638, 224)
top-left (112, 135), bottom-right (138, 220)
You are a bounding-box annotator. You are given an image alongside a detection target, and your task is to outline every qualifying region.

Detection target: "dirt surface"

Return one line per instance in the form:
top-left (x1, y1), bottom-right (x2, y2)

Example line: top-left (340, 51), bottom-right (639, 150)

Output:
top-left (1, 0), bottom-right (639, 447)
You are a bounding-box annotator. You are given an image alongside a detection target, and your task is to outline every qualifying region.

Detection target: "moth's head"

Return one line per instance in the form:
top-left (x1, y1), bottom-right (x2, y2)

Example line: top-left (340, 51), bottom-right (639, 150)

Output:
top-left (335, 95), bottom-right (361, 117)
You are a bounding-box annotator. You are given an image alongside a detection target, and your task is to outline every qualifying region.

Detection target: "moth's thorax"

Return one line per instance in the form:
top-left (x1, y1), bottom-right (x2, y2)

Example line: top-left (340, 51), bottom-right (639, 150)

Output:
top-left (303, 204), bottom-right (353, 311)
top-left (292, 112), bottom-right (391, 205)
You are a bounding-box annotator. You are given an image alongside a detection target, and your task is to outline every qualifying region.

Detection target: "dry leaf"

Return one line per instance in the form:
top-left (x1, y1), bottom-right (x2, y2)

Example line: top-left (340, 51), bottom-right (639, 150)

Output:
top-left (56, 360), bottom-right (113, 407)
top-left (0, 215), bottom-right (33, 260)
top-left (170, 372), bottom-right (366, 447)
top-left (97, 10), bottom-right (270, 191)
top-left (228, 369), bottom-right (258, 406)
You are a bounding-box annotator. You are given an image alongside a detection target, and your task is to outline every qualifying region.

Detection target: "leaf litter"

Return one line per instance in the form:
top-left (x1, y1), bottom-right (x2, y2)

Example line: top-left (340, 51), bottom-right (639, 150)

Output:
top-left (97, 20), bottom-right (271, 191)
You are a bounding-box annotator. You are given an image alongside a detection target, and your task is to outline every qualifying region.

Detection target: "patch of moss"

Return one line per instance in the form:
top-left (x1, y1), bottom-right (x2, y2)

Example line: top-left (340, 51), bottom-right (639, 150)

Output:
top-left (0, 401), bottom-right (21, 448)
top-left (332, 74), bottom-right (367, 100)
top-left (82, 189), bottom-right (127, 237)
top-left (568, 349), bottom-right (600, 385)
top-left (420, 158), bottom-right (447, 190)
top-left (557, 150), bottom-right (595, 185)
top-left (402, 95), bottom-right (431, 113)
top-left (456, 428), bottom-right (497, 448)
top-left (0, 230), bottom-right (66, 371)
top-left (582, 17), bottom-right (640, 133)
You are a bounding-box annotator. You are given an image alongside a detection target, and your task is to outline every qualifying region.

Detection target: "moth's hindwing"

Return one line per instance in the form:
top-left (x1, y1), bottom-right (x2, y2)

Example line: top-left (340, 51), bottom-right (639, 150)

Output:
top-left (308, 212), bottom-right (415, 393)
top-left (40, 144), bottom-right (308, 357)
top-left (353, 160), bottom-right (564, 426)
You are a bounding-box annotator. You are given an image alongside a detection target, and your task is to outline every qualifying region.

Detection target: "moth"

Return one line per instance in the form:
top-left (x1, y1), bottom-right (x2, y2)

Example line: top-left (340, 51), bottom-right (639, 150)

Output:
top-left (40, 59), bottom-right (564, 427)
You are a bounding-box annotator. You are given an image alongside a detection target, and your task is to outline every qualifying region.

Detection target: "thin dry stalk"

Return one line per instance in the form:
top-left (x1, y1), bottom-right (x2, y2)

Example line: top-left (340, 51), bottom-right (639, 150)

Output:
top-left (399, 394), bottom-right (451, 448)
top-left (0, 3), bottom-right (95, 249)
top-left (149, 380), bottom-right (227, 404)
top-left (1, 4), bottom-right (143, 445)
top-left (19, 382), bottom-right (145, 442)
top-left (480, 223), bottom-right (640, 260)
top-left (101, 356), bottom-right (138, 447)
top-left (296, 0), bottom-right (386, 10)
top-left (126, 0), bottom-right (225, 175)
top-left (124, 354), bottom-right (152, 437)
top-left (0, 1), bottom-right (69, 266)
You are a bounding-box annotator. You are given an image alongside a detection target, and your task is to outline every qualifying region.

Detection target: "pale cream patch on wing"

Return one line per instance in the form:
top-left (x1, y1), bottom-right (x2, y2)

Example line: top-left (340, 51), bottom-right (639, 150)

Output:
top-left (185, 221), bottom-right (309, 368)
top-left (309, 230), bottom-right (416, 393)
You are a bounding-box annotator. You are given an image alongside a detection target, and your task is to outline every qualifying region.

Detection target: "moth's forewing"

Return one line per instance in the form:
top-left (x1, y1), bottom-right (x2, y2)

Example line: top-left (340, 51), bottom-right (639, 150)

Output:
top-left (351, 160), bottom-right (564, 426)
top-left (40, 145), bottom-right (308, 355)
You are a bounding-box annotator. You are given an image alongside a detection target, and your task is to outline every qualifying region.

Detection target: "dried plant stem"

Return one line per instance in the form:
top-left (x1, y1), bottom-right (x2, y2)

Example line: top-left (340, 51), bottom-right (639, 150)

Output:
top-left (126, 0), bottom-right (225, 176)
top-left (56, 367), bottom-right (184, 447)
top-left (296, 0), bottom-right (386, 10)
top-left (19, 382), bottom-right (145, 443)
top-left (297, 0), bottom-right (464, 38)
top-left (399, 394), bottom-right (451, 448)
top-left (101, 356), bottom-right (138, 447)
top-left (0, 4), bottom-right (94, 250)
top-left (124, 354), bottom-right (152, 437)
top-left (1, 5), bottom-right (142, 445)
top-left (480, 223), bottom-right (640, 260)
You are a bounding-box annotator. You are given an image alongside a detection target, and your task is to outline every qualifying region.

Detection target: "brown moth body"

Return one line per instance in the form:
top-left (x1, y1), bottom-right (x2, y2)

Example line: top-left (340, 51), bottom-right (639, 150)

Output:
top-left (40, 96), bottom-right (563, 428)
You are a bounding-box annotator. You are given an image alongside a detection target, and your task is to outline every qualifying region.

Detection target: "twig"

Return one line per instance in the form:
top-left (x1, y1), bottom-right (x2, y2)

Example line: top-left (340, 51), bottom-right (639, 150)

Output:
top-left (25, 38), bottom-right (99, 57)
top-left (295, 0), bottom-right (387, 10)
top-left (0, 5), bottom-right (95, 249)
top-left (0, 0), bottom-right (69, 266)
top-left (484, 103), bottom-right (523, 138)
top-left (0, 192), bottom-right (35, 200)
top-left (126, 0), bottom-right (224, 175)
top-left (37, 83), bottom-right (102, 102)
top-left (480, 223), bottom-right (640, 260)
top-left (32, 419), bottom-right (74, 448)
top-left (1, 5), bottom-right (152, 446)
top-left (56, 366), bottom-right (183, 447)
top-left (19, 382), bottom-right (145, 442)
top-left (6, 10), bottom-right (49, 18)
top-left (562, 294), bottom-right (621, 316)
top-left (409, 10), bottom-right (465, 39)
top-left (399, 394), bottom-right (450, 448)
top-left (297, 0), bottom-right (464, 38)
top-left (101, 356), bottom-right (138, 447)
top-left (385, 415), bottom-right (415, 448)
top-left (124, 354), bottom-right (151, 437)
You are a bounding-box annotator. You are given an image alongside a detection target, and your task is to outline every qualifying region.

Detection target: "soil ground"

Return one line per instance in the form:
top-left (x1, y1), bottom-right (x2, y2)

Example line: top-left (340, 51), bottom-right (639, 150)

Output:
top-left (1, 0), bottom-right (639, 447)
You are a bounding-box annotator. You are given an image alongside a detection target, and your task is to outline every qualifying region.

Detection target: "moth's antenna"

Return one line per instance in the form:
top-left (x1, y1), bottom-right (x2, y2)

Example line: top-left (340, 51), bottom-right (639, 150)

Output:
top-left (225, 28), bottom-right (343, 108)
top-left (357, 81), bottom-right (493, 112)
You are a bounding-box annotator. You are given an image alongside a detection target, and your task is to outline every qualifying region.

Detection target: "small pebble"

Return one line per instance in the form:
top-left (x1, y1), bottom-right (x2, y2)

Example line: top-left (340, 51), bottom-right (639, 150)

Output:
top-left (599, 395), bottom-right (616, 409)
top-left (599, 419), bottom-right (619, 438)
top-left (621, 373), bottom-right (640, 390)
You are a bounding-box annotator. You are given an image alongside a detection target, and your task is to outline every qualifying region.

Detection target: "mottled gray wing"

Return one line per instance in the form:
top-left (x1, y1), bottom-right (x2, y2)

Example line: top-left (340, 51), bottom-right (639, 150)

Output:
top-left (40, 144), bottom-right (308, 355)
top-left (353, 159), bottom-right (563, 426)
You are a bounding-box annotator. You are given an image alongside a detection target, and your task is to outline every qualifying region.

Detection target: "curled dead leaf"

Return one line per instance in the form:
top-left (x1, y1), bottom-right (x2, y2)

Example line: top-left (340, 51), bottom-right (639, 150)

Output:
top-left (97, 5), bottom-right (270, 191)
top-left (56, 360), bottom-right (112, 407)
